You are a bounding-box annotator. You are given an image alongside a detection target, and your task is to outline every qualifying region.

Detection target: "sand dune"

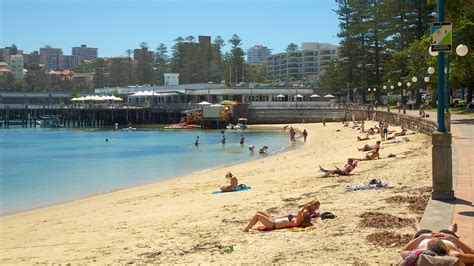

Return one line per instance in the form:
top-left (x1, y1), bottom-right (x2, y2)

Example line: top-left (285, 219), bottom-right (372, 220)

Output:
top-left (0, 122), bottom-right (432, 264)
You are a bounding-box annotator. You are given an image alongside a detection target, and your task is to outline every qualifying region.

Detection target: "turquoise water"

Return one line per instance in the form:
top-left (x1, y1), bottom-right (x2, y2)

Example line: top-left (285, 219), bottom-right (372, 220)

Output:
top-left (0, 127), bottom-right (289, 214)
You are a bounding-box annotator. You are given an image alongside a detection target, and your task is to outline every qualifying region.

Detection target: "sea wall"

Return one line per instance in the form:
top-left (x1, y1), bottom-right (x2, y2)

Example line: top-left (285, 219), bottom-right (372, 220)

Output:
top-left (245, 107), bottom-right (437, 135)
top-left (247, 108), bottom-right (347, 124)
top-left (348, 109), bottom-right (437, 135)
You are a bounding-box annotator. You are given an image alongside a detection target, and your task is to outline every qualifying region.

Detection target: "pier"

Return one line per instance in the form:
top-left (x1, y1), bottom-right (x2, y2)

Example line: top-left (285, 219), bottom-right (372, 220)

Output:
top-left (0, 104), bottom-right (186, 128)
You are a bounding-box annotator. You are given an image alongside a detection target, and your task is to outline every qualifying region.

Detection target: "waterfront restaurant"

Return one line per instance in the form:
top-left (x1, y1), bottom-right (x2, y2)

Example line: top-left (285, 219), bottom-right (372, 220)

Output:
top-left (101, 84), bottom-right (334, 108)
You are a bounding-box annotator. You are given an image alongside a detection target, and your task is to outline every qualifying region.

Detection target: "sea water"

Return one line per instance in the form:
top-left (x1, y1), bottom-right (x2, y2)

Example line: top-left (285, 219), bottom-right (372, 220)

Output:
top-left (0, 127), bottom-right (289, 214)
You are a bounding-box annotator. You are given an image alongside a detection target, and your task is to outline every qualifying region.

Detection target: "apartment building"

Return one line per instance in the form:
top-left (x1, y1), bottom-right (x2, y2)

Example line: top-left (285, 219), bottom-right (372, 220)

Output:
top-left (9, 54), bottom-right (24, 79)
top-left (247, 45), bottom-right (272, 65)
top-left (266, 42), bottom-right (338, 81)
top-left (72, 44), bottom-right (98, 61)
top-left (42, 54), bottom-right (80, 71)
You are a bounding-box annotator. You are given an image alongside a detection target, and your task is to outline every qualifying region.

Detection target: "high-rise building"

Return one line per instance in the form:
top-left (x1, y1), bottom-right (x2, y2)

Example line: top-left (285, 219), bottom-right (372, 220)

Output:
top-left (23, 51), bottom-right (41, 65)
top-left (198, 36), bottom-right (211, 45)
top-left (63, 55), bottom-right (81, 69)
top-left (247, 45), bottom-right (271, 65)
top-left (40, 45), bottom-right (63, 56)
top-left (133, 48), bottom-right (155, 61)
top-left (43, 54), bottom-right (63, 71)
top-left (40, 45), bottom-right (63, 66)
top-left (72, 44), bottom-right (98, 61)
top-left (9, 54), bottom-right (24, 79)
top-left (0, 46), bottom-right (23, 64)
top-left (266, 42), bottom-right (338, 82)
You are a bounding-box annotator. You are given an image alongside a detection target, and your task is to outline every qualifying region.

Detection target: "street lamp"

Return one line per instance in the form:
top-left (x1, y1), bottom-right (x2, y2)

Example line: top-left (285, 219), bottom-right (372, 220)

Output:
top-left (428, 40), bottom-right (469, 114)
top-left (428, 46), bottom-right (439, 57)
top-left (427, 67), bottom-right (435, 75)
top-left (412, 77), bottom-right (418, 83)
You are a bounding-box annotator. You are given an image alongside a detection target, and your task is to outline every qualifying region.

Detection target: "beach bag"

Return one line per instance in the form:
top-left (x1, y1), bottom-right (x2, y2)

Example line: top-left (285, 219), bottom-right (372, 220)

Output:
top-left (416, 254), bottom-right (465, 266)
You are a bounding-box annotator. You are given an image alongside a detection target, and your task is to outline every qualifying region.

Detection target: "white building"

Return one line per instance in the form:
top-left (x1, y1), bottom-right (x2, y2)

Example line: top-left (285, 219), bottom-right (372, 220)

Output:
top-left (9, 54), bottom-right (24, 79)
top-left (72, 44), bottom-right (98, 61)
top-left (164, 73), bottom-right (180, 86)
top-left (247, 45), bottom-right (271, 65)
top-left (266, 42), bottom-right (338, 81)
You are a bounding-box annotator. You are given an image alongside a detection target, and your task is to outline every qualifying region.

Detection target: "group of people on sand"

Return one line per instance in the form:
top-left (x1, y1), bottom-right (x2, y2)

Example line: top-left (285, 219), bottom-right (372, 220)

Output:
top-left (217, 120), bottom-right (474, 265)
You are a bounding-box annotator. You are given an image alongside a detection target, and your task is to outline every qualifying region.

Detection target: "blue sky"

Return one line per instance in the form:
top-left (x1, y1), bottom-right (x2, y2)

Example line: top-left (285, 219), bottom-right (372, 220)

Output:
top-left (1, 0), bottom-right (340, 57)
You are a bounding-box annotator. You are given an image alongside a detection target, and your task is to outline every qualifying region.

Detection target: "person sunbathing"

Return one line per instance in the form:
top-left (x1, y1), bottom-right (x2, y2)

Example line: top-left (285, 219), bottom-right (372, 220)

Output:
top-left (387, 127), bottom-right (407, 140)
top-left (353, 141), bottom-right (380, 161)
top-left (400, 221), bottom-right (474, 265)
top-left (319, 159), bottom-right (358, 178)
top-left (357, 141), bottom-right (380, 152)
top-left (357, 134), bottom-right (370, 141)
top-left (220, 172), bottom-right (238, 192)
top-left (242, 200), bottom-right (320, 232)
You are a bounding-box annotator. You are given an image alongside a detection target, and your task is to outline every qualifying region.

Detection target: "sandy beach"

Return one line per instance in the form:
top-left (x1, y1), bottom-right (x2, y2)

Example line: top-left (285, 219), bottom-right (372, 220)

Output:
top-left (0, 122), bottom-right (432, 264)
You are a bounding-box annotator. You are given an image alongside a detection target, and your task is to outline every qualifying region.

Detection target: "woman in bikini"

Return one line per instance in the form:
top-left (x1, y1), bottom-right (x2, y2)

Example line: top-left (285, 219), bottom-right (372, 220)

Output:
top-left (242, 201), bottom-right (320, 232)
top-left (400, 221), bottom-right (474, 265)
top-left (319, 159), bottom-right (358, 178)
top-left (220, 172), bottom-right (238, 192)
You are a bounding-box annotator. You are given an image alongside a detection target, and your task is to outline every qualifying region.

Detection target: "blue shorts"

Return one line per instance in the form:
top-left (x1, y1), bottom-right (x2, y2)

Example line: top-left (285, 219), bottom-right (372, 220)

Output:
top-left (383, 128), bottom-right (388, 134)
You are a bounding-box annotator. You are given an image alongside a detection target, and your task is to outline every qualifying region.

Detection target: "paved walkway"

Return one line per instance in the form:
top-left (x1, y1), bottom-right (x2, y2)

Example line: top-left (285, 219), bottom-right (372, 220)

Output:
top-left (389, 109), bottom-right (473, 247)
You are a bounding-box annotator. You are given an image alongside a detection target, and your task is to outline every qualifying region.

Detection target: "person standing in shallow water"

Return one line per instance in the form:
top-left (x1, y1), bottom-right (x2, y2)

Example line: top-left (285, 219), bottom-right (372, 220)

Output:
top-left (289, 127), bottom-right (296, 142)
top-left (195, 136), bottom-right (199, 146)
top-left (302, 129), bottom-right (308, 142)
top-left (221, 134), bottom-right (226, 144)
top-left (240, 135), bottom-right (245, 146)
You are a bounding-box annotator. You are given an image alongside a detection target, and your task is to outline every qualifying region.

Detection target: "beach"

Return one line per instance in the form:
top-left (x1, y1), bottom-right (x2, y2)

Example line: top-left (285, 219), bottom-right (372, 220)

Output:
top-left (0, 122), bottom-right (432, 264)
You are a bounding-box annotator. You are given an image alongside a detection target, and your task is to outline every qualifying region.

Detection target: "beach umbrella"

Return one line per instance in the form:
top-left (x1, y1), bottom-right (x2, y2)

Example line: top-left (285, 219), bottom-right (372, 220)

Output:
top-left (220, 100), bottom-right (238, 105)
top-left (324, 94), bottom-right (336, 98)
top-left (294, 94), bottom-right (303, 98)
top-left (83, 95), bottom-right (95, 101)
top-left (198, 101), bottom-right (212, 106)
top-left (112, 96), bottom-right (123, 101)
top-left (276, 94), bottom-right (285, 98)
top-left (70, 97), bottom-right (80, 101)
top-left (310, 94), bottom-right (321, 98)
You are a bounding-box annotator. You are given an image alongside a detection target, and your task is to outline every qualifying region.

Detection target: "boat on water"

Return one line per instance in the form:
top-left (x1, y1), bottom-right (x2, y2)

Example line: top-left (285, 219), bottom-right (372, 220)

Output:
top-left (227, 118), bottom-right (249, 130)
top-left (121, 126), bottom-right (137, 131)
top-left (36, 115), bottom-right (62, 128)
top-left (164, 123), bottom-right (196, 129)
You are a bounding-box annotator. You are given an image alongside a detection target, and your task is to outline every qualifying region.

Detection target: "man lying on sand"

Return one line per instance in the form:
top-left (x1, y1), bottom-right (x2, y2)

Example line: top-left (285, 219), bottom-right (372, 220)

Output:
top-left (400, 221), bottom-right (474, 265)
top-left (319, 159), bottom-right (358, 178)
top-left (358, 141), bottom-right (381, 152)
top-left (242, 201), bottom-right (320, 232)
top-left (220, 172), bottom-right (238, 192)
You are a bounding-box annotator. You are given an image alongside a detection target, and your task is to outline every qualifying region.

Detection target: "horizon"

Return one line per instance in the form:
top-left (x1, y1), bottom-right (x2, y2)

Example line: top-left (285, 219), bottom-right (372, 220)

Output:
top-left (1, 0), bottom-right (340, 57)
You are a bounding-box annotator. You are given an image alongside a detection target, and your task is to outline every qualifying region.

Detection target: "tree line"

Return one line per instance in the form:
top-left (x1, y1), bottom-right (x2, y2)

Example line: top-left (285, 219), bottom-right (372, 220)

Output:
top-left (320, 0), bottom-right (473, 106)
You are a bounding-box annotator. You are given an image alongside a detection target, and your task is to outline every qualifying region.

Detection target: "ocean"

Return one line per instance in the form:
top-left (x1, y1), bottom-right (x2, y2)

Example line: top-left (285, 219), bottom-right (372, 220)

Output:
top-left (0, 127), bottom-right (289, 214)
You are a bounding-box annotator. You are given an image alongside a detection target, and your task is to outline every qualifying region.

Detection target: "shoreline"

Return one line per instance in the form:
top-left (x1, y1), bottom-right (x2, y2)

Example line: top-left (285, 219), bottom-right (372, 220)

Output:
top-left (1, 125), bottom-right (299, 217)
top-left (0, 122), bottom-right (432, 264)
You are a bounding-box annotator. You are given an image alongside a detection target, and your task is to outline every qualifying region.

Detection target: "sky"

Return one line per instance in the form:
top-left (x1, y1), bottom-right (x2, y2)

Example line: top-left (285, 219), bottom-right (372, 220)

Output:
top-left (1, 0), bottom-right (340, 57)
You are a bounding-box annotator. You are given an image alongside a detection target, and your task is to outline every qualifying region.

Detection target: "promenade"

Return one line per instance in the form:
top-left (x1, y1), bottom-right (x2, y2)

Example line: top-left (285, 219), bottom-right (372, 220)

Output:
top-left (397, 109), bottom-right (473, 247)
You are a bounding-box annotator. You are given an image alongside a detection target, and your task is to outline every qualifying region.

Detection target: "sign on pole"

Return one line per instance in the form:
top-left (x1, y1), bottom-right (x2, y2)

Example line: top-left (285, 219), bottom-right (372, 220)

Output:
top-left (430, 22), bottom-right (452, 52)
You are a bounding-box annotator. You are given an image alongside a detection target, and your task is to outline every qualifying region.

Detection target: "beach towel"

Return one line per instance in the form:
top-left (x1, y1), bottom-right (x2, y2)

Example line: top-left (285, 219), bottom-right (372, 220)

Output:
top-left (212, 184), bottom-right (251, 194)
top-left (345, 179), bottom-right (391, 192)
top-left (256, 225), bottom-right (316, 233)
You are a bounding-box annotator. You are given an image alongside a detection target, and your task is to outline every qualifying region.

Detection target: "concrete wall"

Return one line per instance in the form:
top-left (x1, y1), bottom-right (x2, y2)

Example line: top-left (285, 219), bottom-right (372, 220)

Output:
top-left (348, 109), bottom-right (437, 135)
top-left (247, 108), bottom-right (347, 124)
top-left (245, 107), bottom-right (437, 135)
